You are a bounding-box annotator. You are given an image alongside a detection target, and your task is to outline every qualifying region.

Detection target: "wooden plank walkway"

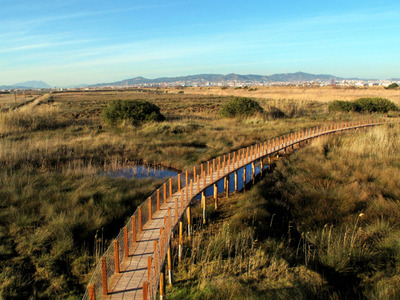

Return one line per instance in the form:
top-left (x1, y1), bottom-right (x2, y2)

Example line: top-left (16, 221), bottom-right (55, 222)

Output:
top-left (85, 120), bottom-right (388, 300)
top-left (104, 148), bottom-right (263, 299)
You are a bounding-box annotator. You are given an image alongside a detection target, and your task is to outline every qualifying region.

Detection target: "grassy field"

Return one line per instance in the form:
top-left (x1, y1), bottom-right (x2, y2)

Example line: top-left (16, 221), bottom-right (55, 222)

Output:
top-left (0, 87), bottom-right (396, 298)
top-left (0, 92), bottom-right (38, 111)
top-left (180, 86), bottom-right (400, 105)
top-left (168, 123), bottom-right (400, 299)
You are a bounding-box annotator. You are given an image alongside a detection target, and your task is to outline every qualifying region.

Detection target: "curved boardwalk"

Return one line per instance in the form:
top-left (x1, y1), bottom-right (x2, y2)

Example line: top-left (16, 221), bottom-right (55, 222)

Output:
top-left (85, 120), bottom-right (389, 300)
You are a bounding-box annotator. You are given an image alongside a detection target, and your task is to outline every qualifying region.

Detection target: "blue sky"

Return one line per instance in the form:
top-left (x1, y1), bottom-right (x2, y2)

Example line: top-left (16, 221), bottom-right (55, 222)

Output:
top-left (0, 0), bottom-right (399, 87)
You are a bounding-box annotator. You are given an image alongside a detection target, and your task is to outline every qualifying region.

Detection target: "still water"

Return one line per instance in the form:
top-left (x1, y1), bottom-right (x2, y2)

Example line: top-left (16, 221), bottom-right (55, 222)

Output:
top-left (106, 162), bottom-right (269, 198)
top-left (106, 165), bottom-right (179, 179)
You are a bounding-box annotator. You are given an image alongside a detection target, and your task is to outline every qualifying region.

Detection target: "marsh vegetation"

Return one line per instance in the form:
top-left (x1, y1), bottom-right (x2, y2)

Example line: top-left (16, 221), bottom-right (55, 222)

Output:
top-left (168, 124), bottom-right (400, 299)
top-left (0, 87), bottom-right (398, 298)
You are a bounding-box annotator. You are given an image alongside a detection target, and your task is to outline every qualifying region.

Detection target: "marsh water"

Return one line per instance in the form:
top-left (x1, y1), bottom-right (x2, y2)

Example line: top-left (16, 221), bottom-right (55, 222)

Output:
top-left (106, 162), bottom-right (268, 199)
top-left (193, 161), bottom-right (269, 200)
top-left (106, 164), bottom-right (179, 179)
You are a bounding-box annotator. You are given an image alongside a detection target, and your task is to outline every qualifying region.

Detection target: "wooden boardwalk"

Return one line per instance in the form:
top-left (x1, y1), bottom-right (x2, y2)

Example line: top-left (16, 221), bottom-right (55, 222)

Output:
top-left (105, 151), bottom-right (255, 299)
top-left (84, 120), bottom-right (388, 300)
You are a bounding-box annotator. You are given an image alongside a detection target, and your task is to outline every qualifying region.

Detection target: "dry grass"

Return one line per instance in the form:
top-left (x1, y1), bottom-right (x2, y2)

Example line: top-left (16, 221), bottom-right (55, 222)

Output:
top-left (180, 86), bottom-right (400, 105)
top-left (168, 123), bottom-right (400, 299)
top-left (0, 92), bottom-right (38, 111)
top-left (0, 89), bottom-right (396, 298)
top-left (168, 187), bottom-right (328, 299)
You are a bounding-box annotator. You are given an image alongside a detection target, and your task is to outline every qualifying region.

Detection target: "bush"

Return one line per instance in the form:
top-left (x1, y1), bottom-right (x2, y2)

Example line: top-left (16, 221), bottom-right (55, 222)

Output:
top-left (101, 100), bottom-right (165, 126)
top-left (219, 97), bottom-right (263, 118)
top-left (354, 98), bottom-right (399, 113)
top-left (329, 98), bottom-right (398, 114)
top-left (386, 83), bottom-right (399, 89)
top-left (264, 106), bottom-right (286, 119)
top-left (328, 100), bottom-right (356, 112)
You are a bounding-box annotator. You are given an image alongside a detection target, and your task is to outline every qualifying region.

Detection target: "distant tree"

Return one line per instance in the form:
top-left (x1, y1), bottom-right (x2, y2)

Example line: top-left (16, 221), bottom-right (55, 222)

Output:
top-left (101, 100), bottom-right (164, 126)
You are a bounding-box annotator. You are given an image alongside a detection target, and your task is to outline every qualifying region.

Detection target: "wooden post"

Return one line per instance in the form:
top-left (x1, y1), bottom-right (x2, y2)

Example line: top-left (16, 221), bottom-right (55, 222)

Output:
top-left (213, 158), bottom-right (216, 172)
top-left (160, 272), bottom-right (165, 300)
top-left (207, 161), bottom-right (210, 175)
top-left (132, 215), bottom-right (136, 243)
top-left (202, 191), bottom-right (206, 224)
top-left (178, 174), bottom-right (181, 192)
top-left (114, 240), bottom-right (120, 274)
top-left (243, 166), bottom-right (246, 191)
top-left (234, 171), bottom-right (238, 191)
top-left (178, 221), bottom-right (183, 262)
top-left (101, 257), bottom-right (107, 296)
top-left (147, 256), bottom-right (152, 281)
top-left (185, 170), bottom-right (189, 190)
top-left (217, 163), bottom-right (220, 179)
top-left (169, 178), bottom-right (172, 199)
top-left (143, 281), bottom-right (148, 300)
top-left (167, 244), bottom-right (173, 286)
top-left (138, 206), bottom-right (143, 233)
top-left (214, 183), bottom-right (218, 210)
top-left (197, 175), bottom-right (200, 193)
top-left (157, 189), bottom-right (160, 211)
top-left (88, 284), bottom-right (95, 300)
top-left (148, 197), bottom-right (152, 221)
top-left (187, 206), bottom-right (192, 238)
top-left (190, 179), bottom-right (193, 200)
top-left (163, 183), bottom-right (167, 204)
top-left (226, 177), bottom-right (230, 198)
top-left (124, 227), bottom-right (128, 258)
top-left (193, 166), bottom-right (196, 180)
top-left (185, 184), bottom-right (189, 205)
top-left (252, 162), bottom-right (255, 183)
top-left (154, 240), bottom-right (157, 253)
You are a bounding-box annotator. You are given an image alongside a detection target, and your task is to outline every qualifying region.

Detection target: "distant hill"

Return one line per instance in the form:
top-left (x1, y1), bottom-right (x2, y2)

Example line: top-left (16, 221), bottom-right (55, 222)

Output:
top-left (91, 72), bottom-right (347, 87)
top-left (0, 80), bottom-right (51, 90)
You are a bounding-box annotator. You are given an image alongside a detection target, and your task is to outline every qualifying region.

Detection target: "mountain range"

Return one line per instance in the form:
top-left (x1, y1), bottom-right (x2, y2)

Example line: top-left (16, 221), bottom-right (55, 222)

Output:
top-left (0, 80), bottom-right (51, 90)
top-left (91, 72), bottom-right (346, 87)
top-left (2, 72), bottom-right (391, 90)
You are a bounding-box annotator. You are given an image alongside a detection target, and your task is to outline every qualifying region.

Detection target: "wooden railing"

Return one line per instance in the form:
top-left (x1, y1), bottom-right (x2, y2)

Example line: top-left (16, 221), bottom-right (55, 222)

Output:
top-left (83, 118), bottom-right (393, 299)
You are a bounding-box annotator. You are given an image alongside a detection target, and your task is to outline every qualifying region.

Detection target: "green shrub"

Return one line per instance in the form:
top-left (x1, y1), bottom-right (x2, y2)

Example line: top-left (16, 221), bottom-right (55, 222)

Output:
top-left (219, 97), bottom-right (263, 118)
top-left (328, 100), bottom-right (356, 112)
top-left (329, 98), bottom-right (398, 114)
top-left (386, 83), bottom-right (399, 89)
top-left (354, 98), bottom-right (399, 113)
top-left (101, 100), bottom-right (165, 126)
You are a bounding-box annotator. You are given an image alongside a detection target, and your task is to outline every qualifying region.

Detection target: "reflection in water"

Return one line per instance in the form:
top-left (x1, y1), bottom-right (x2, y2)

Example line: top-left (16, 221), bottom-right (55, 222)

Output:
top-left (106, 162), bottom-right (268, 198)
top-left (106, 165), bottom-right (179, 179)
top-left (194, 162), bottom-right (269, 200)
